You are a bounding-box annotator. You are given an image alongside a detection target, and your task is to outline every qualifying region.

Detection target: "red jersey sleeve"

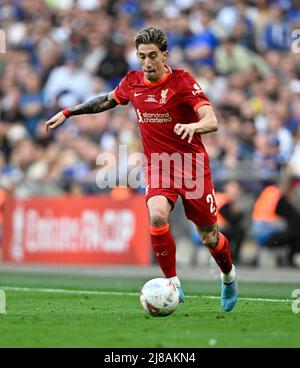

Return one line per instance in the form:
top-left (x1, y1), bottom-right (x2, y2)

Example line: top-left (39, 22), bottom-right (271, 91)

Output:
top-left (113, 74), bottom-right (130, 105)
top-left (179, 71), bottom-right (211, 112)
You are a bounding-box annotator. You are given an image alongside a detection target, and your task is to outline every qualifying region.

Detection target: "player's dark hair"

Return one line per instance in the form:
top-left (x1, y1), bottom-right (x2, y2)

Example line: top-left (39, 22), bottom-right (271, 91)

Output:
top-left (134, 27), bottom-right (168, 52)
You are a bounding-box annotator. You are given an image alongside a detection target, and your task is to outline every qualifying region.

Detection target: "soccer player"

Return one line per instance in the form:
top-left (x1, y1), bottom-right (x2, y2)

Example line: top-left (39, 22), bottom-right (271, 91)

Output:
top-left (45, 27), bottom-right (238, 312)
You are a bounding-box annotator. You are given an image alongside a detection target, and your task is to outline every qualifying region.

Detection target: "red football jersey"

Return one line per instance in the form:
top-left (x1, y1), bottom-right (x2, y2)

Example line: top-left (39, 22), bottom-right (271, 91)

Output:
top-left (113, 65), bottom-right (212, 181)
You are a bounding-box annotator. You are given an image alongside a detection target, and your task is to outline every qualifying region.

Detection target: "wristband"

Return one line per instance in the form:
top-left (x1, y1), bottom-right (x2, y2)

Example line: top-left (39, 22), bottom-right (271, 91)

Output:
top-left (62, 108), bottom-right (72, 118)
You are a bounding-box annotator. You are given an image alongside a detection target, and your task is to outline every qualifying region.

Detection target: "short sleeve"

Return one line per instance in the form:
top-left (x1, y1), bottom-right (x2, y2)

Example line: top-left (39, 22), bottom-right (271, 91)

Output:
top-left (113, 74), bottom-right (130, 105)
top-left (179, 71), bottom-right (211, 112)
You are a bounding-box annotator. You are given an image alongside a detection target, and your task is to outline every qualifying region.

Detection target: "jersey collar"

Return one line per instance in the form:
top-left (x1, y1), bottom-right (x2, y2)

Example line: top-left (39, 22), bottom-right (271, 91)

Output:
top-left (143, 64), bottom-right (172, 87)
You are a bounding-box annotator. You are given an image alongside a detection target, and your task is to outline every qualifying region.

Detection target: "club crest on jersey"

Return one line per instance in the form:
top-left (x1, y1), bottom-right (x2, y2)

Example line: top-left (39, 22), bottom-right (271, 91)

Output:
top-left (159, 89), bottom-right (169, 104)
top-left (192, 83), bottom-right (202, 95)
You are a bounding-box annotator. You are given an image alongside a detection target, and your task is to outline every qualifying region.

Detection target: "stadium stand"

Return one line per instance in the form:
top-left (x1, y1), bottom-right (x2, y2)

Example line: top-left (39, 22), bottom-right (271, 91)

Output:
top-left (1, 0), bottom-right (300, 267)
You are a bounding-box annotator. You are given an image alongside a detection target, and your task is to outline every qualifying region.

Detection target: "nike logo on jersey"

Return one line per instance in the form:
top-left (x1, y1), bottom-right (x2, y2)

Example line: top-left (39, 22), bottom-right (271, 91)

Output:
top-left (134, 92), bottom-right (143, 97)
top-left (156, 251), bottom-right (168, 257)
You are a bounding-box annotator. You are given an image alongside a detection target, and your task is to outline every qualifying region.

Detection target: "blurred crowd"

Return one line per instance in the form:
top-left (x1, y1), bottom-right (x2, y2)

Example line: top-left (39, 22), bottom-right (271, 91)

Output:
top-left (0, 0), bottom-right (300, 195)
top-left (1, 0), bottom-right (300, 265)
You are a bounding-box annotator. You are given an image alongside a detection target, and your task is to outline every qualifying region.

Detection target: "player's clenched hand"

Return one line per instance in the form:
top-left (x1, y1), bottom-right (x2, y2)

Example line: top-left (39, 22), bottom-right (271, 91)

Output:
top-left (45, 111), bottom-right (67, 132)
top-left (174, 123), bottom-right (198, 143)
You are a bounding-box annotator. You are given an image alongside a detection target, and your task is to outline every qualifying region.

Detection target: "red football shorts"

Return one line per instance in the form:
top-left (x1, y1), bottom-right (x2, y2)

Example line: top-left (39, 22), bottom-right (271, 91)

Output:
top-left (145, 173), bottom-right (217, 228)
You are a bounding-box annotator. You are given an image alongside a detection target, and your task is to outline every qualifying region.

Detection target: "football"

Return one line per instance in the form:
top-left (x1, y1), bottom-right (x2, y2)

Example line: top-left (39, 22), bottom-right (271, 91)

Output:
top-left (140, 278), bottom-right (180, 317)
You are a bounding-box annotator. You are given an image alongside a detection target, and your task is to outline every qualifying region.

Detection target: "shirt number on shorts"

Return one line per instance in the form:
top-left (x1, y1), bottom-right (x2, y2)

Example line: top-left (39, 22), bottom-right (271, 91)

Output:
top-left (206, 193), bottom-right (216, 214)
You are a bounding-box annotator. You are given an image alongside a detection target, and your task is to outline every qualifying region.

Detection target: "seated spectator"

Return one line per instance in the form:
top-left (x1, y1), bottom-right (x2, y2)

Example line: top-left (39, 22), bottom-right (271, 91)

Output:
top-left (266, 112), bottom-right (294, 164)
top-left (262, 4), bottom-right (291, 51)
top-left (252, 180), bottom-right (300, 267)
top-left (253, 133), bottom-right (282, 178)
top-left (43, 51), bottom-right (93, 106)
top-left (289, 125), bottom-right (300, 177)
top-left (215, 35), bottom-right (270, 77)
top-left (96, 33), bottom-right (129, 89)
top-left (184, 8), bottom-right (218, 68)
top-left (19, 71), bottom-right (44, 137)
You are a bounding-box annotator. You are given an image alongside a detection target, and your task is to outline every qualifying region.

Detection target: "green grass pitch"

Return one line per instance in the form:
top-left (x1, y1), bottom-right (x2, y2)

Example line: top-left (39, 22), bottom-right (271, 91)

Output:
top-left (0, 271), bottom-right (299, 348)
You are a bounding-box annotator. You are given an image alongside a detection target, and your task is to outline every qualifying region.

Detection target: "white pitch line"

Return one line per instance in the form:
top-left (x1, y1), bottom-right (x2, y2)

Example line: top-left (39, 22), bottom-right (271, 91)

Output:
top-left (1, 286), bottom-right (292, 303)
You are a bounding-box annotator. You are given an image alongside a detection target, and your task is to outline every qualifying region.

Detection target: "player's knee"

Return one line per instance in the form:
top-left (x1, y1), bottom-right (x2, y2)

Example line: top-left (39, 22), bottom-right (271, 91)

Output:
top-left (149, 212), bottom-right (168, 227)
top-left (203, 240), bottom-right (218, 250)
top-left (201, 234), bottom-right (218, 250)
top-left (197, 224), bottom-right (219, 250)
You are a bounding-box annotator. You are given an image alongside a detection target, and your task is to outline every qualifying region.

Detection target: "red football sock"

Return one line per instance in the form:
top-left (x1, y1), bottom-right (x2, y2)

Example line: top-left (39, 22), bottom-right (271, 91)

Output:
top-left (208, 232), bottom-right (233, 274)
top-left (149, 224), bottom-right (177, 278)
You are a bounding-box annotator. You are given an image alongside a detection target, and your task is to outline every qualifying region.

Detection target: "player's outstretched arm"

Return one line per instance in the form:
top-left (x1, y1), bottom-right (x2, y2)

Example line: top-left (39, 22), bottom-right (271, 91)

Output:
top-left (174, 105), bottom-right (218, 143)
top-left (45, 92), bottom-right (118, 131)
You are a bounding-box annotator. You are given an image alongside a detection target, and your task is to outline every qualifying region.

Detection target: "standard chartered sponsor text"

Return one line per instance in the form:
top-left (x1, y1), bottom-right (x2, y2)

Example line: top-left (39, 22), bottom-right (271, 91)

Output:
top-left (142, 112), bottom-right (172, 123)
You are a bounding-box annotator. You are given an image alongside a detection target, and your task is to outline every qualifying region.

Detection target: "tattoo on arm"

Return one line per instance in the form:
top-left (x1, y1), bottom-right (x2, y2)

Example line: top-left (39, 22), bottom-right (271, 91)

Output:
top-left (69, 92), bottom-right (118, 115)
